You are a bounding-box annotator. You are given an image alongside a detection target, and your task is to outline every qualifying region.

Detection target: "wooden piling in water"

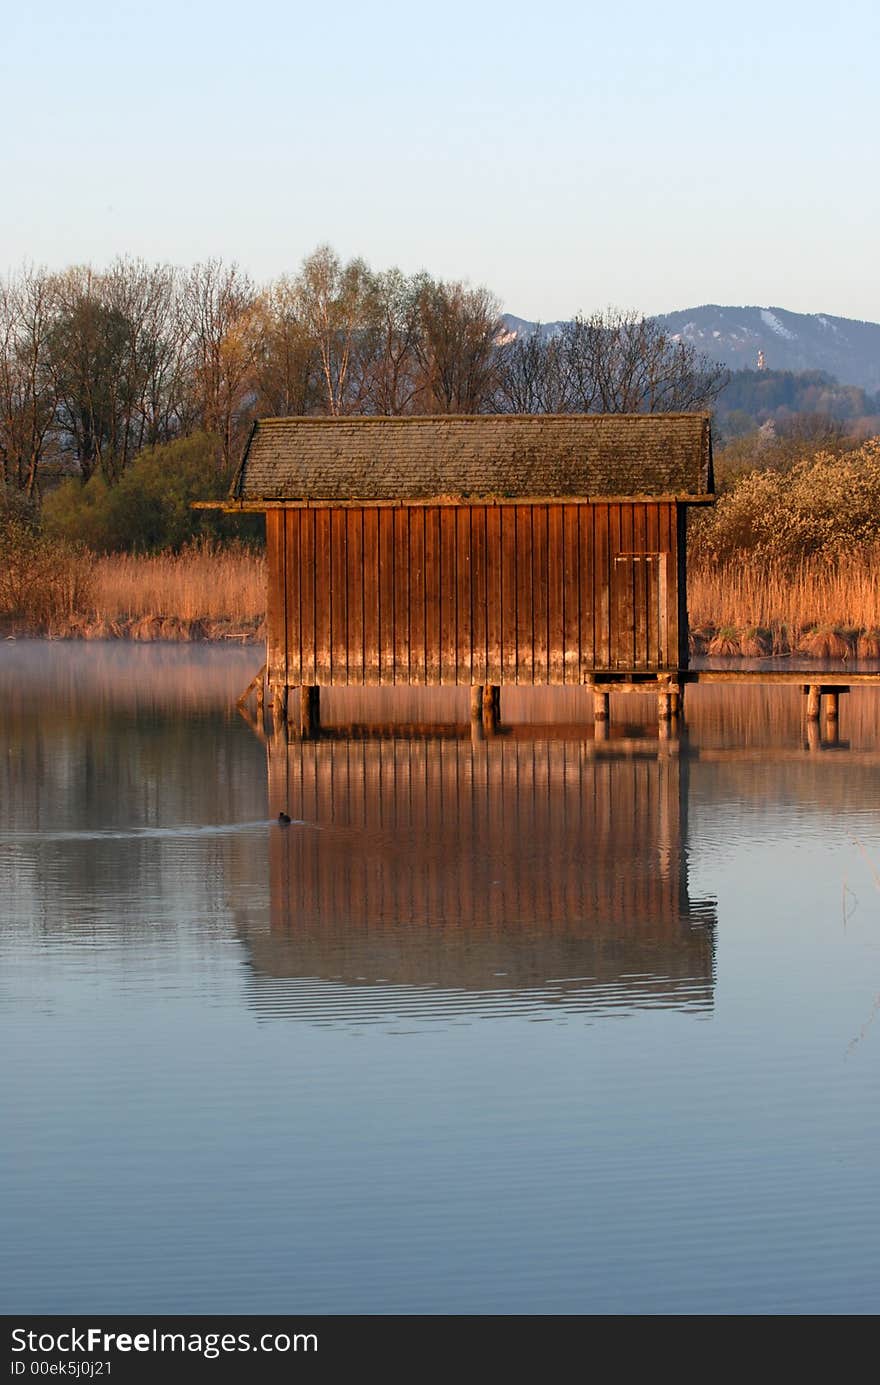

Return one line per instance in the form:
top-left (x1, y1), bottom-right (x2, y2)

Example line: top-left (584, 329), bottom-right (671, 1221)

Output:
top-left (593, 691), bottom-right (610, 722)
top-left (272, 684), bottom-right (288, 735)
top-left (482, 684), bottom-right (500, 734)
top-left (299, 686), bottom-right (320, 738)
top-left (805, 685), bottom-right (822, 721)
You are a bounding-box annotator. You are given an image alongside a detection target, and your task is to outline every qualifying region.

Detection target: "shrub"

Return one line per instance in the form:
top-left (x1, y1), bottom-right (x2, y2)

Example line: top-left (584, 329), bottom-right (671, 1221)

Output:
top-left (42, 433), bottom-right (262, 553)
top-left (740, 626), bottom-right (772, 656)
top-left (0, 513), bottom-right (94, 629)
top-left (691, 438), bottom-right (880, 566)
top-left (797, 625), bottom-right (852, 660)
top-left (707, 626), bottom-right (741, 656)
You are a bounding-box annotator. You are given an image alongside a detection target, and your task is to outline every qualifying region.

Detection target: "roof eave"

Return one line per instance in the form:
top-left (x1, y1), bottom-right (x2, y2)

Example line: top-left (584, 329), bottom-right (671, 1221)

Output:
top-left (197, 492), bottom-right (716, 512)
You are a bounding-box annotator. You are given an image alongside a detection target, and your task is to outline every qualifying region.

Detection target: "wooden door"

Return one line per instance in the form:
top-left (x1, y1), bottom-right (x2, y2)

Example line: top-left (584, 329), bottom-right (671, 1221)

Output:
top-left (610, 554), bottom-right (666, 670)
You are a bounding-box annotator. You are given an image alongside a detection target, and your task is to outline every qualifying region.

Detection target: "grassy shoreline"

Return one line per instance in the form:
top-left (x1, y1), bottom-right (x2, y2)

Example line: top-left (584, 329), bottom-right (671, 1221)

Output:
top-left (3, 547), bottom-right (880, 657)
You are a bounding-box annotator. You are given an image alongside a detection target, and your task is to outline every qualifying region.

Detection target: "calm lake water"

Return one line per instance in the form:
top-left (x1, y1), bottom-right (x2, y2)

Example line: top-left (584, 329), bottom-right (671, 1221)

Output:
top-left (2, 642), bottom-right (879, 1315)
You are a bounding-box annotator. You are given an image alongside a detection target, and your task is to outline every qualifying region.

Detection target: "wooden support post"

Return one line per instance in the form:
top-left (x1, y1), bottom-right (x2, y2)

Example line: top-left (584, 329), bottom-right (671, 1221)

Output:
top-left (669, 690), bottom-right (681, 718)
top-left (593, 691), bottom-right (609, 722)
top-left (805, 719), bottom-right (821, 753)
top-left (825, 690), bottom-right (839, 721)
top-left (255, 673), bottom-right (265, 728)
top-left (482, 684), bottom-right (500, 734)
top-left (593, 718), bottom-right (608, 742)
top-left (299, 685), bottom-right (320, 737)
top-left (470, 685), bottom-right (484, 721)
top-left (272, 684), bottom-right (288, 735)
top-left (805, 685), bottom-right (822, 721)
top-left (236, 662), bottom-right (267, 713)
top-left (658, 691), bottom-right (672, 721)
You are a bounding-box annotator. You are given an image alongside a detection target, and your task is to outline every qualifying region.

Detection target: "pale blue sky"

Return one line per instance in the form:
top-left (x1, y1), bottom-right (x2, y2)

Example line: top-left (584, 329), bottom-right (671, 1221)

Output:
top-left (3, 0), bottom-right (878, 321)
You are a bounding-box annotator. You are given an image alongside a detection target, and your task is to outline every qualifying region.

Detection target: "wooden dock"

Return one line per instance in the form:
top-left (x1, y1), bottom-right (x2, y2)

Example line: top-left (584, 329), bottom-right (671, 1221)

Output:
top-left (237, 664), bottom-right (880, 741)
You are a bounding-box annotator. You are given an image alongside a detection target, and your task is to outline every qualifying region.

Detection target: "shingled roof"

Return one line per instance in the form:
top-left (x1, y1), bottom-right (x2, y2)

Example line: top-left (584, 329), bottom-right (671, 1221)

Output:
top-left (230, 414), bottom-right (713, 504)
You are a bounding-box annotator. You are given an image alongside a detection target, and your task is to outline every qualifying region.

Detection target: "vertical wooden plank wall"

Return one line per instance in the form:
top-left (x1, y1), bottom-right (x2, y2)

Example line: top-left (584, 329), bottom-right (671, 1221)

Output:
top-left (265, 510), bottom-right (287, 691)
top-left (267, 501), bottom-right (682, 686)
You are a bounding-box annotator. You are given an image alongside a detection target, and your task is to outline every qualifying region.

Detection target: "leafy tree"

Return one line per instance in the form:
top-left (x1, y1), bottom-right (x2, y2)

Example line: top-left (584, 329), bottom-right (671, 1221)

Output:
top-left (47, 266), bottom-right (155, 484)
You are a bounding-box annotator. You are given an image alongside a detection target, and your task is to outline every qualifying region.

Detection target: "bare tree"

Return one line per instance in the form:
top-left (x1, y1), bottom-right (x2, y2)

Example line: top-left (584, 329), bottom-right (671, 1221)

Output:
top-left (2, 249), bottom-right (735, 520)
top-left (183, 260), bottom-right (257, 468)
top-left (560, 309), bottom-right (727, 413)
top-left (250, 277), bottom-right (318, 417)
top-left (293, 246), bottom-right (373, 415)
top-left (495, 328), bottom-right (573, 414)
top-left (414, 279), bottom-right (502, 413)
top-left (359, 268), bottom-right (427, 415)
top-left (0, 267), bottom-right (58, 498)
top-left (103, 259), bottom-right (190, 453)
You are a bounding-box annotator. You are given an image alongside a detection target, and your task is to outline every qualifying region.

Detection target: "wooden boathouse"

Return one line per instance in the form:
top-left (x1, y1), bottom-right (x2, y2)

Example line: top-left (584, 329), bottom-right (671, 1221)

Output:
top-left (218, 413), bottom-right (714, 731)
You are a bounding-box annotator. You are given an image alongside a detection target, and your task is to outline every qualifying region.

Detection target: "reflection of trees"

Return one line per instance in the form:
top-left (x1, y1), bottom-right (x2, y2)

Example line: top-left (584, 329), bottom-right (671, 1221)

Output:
top-left (1, 648), bottom-right (266, 940)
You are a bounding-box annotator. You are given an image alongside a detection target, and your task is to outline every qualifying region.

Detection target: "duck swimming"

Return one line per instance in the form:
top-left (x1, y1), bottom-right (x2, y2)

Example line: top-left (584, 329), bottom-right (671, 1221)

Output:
top-left (278, 811), bottom-right (291, 825)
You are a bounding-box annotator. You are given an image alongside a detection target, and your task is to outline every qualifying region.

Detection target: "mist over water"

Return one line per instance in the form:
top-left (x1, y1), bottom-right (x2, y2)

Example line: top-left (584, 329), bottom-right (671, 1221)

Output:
top-left (2, 644), bottom-right (879, 1314)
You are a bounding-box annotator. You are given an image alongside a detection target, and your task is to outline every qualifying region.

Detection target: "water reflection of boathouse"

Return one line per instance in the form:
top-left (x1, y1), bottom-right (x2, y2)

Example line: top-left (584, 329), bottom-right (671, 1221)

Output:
top-left (240, 729), bottom-right (717, 1022)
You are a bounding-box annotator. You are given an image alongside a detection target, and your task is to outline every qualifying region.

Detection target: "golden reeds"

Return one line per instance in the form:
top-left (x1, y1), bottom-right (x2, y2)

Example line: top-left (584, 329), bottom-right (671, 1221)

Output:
top-left (1, 538), bottom-right (266, 640)
top-left (94, 540), bottom-right (265, 624)
top-left (687, 551), bottom-right (880, 653)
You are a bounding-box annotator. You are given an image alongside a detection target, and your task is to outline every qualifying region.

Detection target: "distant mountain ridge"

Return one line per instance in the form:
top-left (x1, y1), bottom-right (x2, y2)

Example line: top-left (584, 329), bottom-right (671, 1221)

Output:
top-left (502, 305), bottom-right (880, 394)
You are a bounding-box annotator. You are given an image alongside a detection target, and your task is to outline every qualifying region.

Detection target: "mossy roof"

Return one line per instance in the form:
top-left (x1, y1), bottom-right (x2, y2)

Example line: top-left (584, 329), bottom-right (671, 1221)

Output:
top-left (231, 413), bottom-right (714, 503)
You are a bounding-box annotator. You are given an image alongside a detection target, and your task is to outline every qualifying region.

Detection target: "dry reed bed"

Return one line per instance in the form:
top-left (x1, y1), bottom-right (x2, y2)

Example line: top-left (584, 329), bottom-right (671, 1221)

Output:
top-left (688, 553), bottom-right (880, 657)
top-left (56, 544), bottom-right (266, 642)
top-left (95, 545), bottom-right (265, 621)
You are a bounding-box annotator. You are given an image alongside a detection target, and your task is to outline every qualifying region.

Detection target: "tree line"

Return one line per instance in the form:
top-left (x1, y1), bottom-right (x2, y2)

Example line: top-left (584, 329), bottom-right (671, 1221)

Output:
top-left (0, 245), bottom-right (728, 503)
top-left (712, 367), bottom-right (880, 443)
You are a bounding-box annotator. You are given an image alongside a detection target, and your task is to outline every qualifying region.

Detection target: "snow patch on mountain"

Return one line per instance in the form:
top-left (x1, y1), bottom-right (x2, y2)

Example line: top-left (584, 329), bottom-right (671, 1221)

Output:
top-left (760, 309), bottom-right (796, 341)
